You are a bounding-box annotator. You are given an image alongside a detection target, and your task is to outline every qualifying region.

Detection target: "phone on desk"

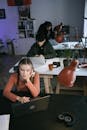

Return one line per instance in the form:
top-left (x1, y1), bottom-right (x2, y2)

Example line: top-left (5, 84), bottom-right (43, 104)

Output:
top-left (53, 62), bottom-right (60, 68)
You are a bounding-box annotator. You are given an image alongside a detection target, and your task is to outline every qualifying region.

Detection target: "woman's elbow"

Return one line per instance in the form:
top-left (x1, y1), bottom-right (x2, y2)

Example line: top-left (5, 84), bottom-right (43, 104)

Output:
top-left (3, 89), bottom-right (9, 99)
top-left (33, 90), bottom-right (40, 97)
top-left (3, 89), bottom-right (6, 96)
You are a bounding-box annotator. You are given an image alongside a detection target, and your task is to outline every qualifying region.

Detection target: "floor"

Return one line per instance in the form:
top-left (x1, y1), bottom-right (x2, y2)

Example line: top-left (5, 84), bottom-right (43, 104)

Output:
top-left (0, 54), bottom-right (22, 89)
top-left (0, 53), bottom-right (85, 96)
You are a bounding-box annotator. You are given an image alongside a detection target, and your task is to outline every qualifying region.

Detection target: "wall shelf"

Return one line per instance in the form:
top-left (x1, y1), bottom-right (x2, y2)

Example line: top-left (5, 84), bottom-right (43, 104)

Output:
top-left (18, 18), bottom-right (36, 38)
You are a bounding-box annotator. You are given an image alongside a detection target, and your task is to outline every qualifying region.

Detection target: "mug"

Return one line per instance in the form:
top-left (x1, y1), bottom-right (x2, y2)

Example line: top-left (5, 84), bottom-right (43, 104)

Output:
top-left (48, 64), bottom-right (53, 70)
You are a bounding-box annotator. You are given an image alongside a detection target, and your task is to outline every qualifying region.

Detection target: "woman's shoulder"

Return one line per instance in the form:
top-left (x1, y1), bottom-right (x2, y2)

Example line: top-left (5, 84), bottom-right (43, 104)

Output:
top-left (45, 40), bottom-right (53, 46)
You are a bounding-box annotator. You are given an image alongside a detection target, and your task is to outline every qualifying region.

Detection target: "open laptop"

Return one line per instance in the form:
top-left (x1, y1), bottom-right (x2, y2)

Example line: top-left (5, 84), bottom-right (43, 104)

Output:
top-left (11, 95), bottom-right (50, 118)
top-left (29, 56), bottom-right (46, 65)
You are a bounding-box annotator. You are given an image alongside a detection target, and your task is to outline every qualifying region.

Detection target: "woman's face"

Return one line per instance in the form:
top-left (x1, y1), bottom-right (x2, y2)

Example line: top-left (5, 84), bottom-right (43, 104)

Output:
top-left (47, 26), bottom-right (52, 31)
top-left (19, 64), bottom-right (33, 80)
top-left (37, 39), bottom-right (46, 47)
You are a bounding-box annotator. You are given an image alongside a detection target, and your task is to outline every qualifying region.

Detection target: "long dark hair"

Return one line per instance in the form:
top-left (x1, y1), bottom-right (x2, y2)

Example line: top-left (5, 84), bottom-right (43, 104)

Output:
top-left (37, 21), bottom-right (52, 40)
top-left (17, 57), bottom-right (34, 85)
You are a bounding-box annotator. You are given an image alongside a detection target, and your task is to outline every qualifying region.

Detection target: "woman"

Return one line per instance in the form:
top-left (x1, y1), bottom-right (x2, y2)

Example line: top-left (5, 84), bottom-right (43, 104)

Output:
top-left (0, 58), bottom-right (40, 114)
top-left (53, 22), bottom-right (64, 43)
top-left (27, 33), bottom-right (56, 58)
top-left (3, 57), bottom-right (40, 103)
top-left (37, 21), bottom-right (53, 40)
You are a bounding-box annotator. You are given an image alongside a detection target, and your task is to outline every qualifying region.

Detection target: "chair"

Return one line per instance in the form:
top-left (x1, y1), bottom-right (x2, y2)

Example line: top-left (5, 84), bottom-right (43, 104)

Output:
top-left (7, 39), bottom-right (15, 55)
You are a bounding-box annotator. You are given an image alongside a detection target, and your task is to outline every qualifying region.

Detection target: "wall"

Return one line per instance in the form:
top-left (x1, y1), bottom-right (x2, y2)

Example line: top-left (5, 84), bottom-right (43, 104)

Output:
top-left (0, 0), bottom-right (18, 43)
top-left (31, 0), bottom-right (85, 38)
top-left (84, 0), bottom-right (87, 37)
top-left (0, 0), bottom-right (85, 49)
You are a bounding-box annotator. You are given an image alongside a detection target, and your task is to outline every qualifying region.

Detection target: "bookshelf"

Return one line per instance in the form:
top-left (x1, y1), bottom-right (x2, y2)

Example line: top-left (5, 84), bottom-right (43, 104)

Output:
top-left (18, 18), bottom-right (36, 38)
top-left (18, 6), bottom-right (36, 38)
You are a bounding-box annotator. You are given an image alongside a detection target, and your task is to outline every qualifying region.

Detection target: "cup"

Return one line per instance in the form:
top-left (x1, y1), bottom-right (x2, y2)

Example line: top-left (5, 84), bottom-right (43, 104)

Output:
top-left (48, 64), bottom-right (53, 70)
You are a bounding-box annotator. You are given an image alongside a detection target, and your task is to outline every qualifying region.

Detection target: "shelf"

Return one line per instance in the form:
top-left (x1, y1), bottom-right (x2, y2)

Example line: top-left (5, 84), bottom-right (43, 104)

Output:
top-left (18, 18), bottom-right (35, 38)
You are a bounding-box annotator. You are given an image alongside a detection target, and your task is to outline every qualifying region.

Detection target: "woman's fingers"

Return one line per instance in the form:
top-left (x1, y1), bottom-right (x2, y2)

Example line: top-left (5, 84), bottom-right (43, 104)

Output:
top-left (22, 96), bottom-right (30, 103)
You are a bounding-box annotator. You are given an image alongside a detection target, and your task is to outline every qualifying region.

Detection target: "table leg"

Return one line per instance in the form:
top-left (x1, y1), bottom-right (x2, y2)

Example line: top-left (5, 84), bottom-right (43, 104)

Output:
top-left (55, 82), bottom-right (60, 94)
top-left (40, 75), bottom-right (53, 93)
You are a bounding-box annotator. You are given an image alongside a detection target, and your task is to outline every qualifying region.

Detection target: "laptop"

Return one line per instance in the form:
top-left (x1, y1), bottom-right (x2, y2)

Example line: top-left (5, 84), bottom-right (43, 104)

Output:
top-left (29, 56), bottom-right (46, 65)
top-left (11, 95), bottom-right (50, 118)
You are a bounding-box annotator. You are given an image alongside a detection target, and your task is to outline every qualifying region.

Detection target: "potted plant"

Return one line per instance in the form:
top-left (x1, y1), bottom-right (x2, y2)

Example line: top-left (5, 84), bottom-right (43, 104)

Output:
top-left (63, 49), bottom-right (72, 67)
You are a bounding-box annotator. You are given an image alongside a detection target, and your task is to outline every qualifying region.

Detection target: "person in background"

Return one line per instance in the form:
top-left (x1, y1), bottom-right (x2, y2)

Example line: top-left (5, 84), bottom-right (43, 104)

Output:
top-left (53, 22), bottom-right (63, 36)
top-left (37, 21), bottom-right (53, 40)
top-left (27, 32), bottom-right (57, 59)
top-left (53, 22), bottom-right (64, 43)
top-left (3, 57), bottom-right (40, 103)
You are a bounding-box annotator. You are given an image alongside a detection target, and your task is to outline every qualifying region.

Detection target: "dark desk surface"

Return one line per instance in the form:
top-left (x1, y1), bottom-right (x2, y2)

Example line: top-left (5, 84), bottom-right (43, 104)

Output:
top-left (9, 94), bottom-right (87, 130)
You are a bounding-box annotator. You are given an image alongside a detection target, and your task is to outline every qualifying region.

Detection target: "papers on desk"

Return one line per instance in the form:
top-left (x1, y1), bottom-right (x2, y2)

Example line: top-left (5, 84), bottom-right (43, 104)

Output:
top-left (0, 114), bottom-right (10, 130)
top-left (49, 39), bottom-right (83, 50)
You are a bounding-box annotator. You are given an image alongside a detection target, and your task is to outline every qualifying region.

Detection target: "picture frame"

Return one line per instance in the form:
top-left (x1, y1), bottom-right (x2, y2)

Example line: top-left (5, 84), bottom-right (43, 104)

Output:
top-left (18, 6), bottom-right (31, 19)
top-left (0, 9), bottom-right (6, 19)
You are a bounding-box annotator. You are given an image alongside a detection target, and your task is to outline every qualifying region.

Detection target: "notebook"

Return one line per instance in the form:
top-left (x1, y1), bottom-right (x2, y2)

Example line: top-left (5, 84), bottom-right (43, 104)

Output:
top-left (0, 114), bottom-right (10, 130)
top-left (11, 95), bottom-right (50, 118)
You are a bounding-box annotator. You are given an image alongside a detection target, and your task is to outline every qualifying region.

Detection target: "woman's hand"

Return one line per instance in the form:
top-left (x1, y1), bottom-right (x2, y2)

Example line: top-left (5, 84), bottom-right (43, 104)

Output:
top-left (24, 70), bottom-right (35, 82)
top-left (17, 96), bottom-right (30, 103)
top-left (39, 54), bottom-right (45, 58)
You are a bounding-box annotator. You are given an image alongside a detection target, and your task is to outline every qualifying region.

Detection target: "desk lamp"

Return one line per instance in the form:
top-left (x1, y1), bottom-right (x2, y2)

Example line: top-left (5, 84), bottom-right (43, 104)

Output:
top-left (58, 59), bottom-right (79, 87)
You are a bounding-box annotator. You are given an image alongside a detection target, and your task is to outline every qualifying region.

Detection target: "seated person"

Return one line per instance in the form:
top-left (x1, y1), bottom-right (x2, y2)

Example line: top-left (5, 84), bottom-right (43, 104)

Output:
top-left (27, 33), bottom-right (57, 59)
top-left (53, 22), bottom-right (64, 43)
top-left (0, 58), bottom-right (40, 114)
top-left (37, 21), bottom-right (53, 40)
top-left (3, 57), bottom-right (40, 103)
top-left (53, 22), bottom-right (63, 36)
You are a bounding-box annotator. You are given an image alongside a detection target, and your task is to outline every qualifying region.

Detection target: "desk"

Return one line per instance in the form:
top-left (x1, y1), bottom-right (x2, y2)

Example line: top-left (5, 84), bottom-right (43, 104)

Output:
top-left (9, 58), bottom-right (87, 95)
top-left (49, 40), bottom-right (83, 50)
top-left (9, 94), bottom-right (87, 130)
top-left (9, 58), bottom-right (64, 93)
top-left (49, 40), bottom-right (84, 58)
top-left (35, 63), bottom-right (87, 94)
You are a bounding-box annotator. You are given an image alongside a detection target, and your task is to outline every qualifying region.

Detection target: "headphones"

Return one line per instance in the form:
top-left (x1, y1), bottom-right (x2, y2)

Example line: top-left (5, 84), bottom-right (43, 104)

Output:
top-left (57, 112), bottom-right (76, 127)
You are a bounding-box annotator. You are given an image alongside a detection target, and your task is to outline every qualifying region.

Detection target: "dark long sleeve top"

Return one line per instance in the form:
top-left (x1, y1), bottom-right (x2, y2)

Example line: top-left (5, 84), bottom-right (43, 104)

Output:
top-left (27, 41), bottom-right (57, 59)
